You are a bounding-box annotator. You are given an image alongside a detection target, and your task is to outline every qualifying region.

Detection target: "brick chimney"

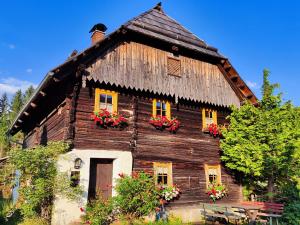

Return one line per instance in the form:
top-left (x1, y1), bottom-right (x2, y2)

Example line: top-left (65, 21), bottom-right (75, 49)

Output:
top-left (89, 23), bottom-right (107, 44)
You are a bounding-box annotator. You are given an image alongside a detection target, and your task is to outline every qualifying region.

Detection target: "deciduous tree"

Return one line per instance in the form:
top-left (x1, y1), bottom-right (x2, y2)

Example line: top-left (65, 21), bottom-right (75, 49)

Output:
top-left (221, 70), bottom-right (300, 201)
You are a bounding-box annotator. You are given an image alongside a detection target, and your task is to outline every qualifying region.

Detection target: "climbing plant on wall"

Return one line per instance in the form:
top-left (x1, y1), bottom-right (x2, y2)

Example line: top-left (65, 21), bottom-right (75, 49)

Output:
top-left (0, 141), bottom-right (83, 222)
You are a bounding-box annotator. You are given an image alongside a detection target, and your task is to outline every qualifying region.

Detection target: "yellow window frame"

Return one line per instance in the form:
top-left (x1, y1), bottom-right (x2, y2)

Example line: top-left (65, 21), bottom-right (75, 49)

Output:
top-left (153, 162), bottom-right (173, 186)
top-left (202, 108), bottom-right (217, 129)
top-left (152, 99), bottom-right (171, 119)
top-left (204, 164), bottom-right (221, 188)
top-left (94, 88), bottom-right (118, 113)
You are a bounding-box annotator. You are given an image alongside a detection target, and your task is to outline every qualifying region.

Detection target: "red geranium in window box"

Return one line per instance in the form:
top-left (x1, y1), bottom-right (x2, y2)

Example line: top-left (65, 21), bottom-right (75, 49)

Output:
top-left (203, 123), bottom-right (224, 138)
top-left (91, 109), bottom-right (128, 129)
top-left (149, 116), bottom-right (181, 133)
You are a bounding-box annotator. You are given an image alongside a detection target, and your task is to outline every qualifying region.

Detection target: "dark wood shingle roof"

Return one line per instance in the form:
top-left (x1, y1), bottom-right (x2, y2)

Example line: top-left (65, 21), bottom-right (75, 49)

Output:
top-left (123, 3), bottom-right (223, 59)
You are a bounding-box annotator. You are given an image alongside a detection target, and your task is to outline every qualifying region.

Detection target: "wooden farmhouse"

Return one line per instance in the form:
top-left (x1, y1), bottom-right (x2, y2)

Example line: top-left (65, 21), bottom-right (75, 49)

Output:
top-left (9, 3), bottom-right (257, 224)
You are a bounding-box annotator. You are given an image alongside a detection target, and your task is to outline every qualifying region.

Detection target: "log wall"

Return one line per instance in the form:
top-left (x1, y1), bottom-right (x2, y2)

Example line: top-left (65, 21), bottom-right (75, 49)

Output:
top-left (23, 102), bottom-right (68, 148)
top-left (72, 84), bottom-right (242, 204)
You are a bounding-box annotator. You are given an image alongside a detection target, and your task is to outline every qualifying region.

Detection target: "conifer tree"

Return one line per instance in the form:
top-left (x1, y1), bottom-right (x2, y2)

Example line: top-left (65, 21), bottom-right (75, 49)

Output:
top-left (0, 93), bottom-right (9, 117)
top-left (0, 93), bottom-right (10, 157)
top-left (23, 85), bottom-right (35, 104)
top-left (10, 89), bottom-right (24, 121)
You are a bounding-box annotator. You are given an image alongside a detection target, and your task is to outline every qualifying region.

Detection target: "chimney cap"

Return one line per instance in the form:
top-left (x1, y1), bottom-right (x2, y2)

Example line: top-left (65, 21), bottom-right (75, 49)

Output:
top-left (89, 23), bottom-right (107, 33)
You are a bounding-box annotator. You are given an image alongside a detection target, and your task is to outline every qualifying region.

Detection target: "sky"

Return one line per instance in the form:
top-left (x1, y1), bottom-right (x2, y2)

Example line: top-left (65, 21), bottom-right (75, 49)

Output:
top-left (0, 0), bottom-right (299, 105)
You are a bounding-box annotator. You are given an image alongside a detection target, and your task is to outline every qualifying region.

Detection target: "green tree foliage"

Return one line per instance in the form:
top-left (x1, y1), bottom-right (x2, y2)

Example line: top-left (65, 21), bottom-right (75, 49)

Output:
top-left (221, 69), bottom-right (300, 201)
top-left (0, 93), bottom-right (10, 157)
top-left (0, 93), bottom-right (9, 117)
top-left (0, 142), bottom-right (82, 221)
top-left (0, 86), bottom-right (36, 156)
top-left (10, 89), bottom-right (24, 121)
top-left (23, 85), bottom-right (35, 105)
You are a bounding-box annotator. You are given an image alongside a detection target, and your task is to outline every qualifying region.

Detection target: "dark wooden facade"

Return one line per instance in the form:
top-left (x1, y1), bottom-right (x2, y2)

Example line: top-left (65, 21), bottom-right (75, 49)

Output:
top-left (12, 3), bottom-right (255, 205)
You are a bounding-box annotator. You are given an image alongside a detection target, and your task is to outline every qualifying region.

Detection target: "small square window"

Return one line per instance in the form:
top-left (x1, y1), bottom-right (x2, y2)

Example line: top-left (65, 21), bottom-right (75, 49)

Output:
top-left (167, 57), bottom-right (181, 77)
top-left (71, 171), bottom-right (80, 187)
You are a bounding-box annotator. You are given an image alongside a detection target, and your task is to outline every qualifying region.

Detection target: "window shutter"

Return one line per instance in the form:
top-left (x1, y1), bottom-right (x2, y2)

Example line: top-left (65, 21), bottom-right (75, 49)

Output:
top-left (213, 111), bottom-right (217, 124)
top-left (167, 57), bottom-right (181, 76)
top-left (166, 102), bottom-right (171, 119)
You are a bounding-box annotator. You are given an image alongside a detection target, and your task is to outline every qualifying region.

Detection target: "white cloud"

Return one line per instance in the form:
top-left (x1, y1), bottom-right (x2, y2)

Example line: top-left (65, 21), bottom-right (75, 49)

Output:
top-left (246, 80), bottom-right (258, 89)
top-left (0, 77), bottom-right (37, 96)
top-left (26, 68), bottom-right (32, 73)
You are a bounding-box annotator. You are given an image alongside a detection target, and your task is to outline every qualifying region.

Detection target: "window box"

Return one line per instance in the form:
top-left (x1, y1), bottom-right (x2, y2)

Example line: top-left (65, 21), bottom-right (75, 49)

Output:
top-left (149, 116), bottom-right (181, 133)
top-left (91, 109), bottom-right (128, 129)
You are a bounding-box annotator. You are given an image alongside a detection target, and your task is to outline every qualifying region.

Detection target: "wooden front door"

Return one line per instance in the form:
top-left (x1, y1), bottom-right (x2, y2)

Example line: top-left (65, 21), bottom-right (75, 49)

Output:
top-left (88, 159), bottom-right (113, 200)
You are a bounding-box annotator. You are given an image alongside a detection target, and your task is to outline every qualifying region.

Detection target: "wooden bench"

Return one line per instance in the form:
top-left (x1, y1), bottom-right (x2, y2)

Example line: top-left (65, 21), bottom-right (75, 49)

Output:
top-left (241, 201), bottom-right (284, 225)
top-left (201, 203), bottom-right (245, 224)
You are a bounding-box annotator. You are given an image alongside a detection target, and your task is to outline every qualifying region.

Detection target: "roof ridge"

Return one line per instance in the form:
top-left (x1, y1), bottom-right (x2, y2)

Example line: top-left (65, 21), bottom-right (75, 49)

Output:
top-left (122, 3), bottom-right (220, 51)
top-left (162, 13), bottom-right (209, 48)
top-left (123, 6), bottom-right (158, 27)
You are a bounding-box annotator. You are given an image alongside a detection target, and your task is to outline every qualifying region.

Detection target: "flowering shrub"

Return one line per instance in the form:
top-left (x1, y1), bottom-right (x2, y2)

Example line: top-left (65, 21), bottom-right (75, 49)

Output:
top-left (114, 172), bottom-right (159, 219)
top-left (83, 196), bottom-right (116, 225)
top-left (149, 116), bottom-right (181, 133)
top-left (159, 186), bottom-right (181, 201)
top-left (91, 109), bottom-right (128, 129)
top-left (206, 183), bottom-right (227, 202)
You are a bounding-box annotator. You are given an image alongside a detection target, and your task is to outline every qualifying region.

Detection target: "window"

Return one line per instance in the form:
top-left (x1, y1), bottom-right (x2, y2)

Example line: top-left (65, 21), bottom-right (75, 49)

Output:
top-left (152, 99), bottom-right (171, 119)
top-left (202, 109), bottom-right (217, 128)
top-left (153, 162), bottom-right (172, 186)
top-left (70, 171), bottom-right (80, 187)
top-left (94, 89), bottom-right (118, 113)
top-left (167, 57), bottom-right (181, 77)
top-left (204, 164), bottom-right (221, 187)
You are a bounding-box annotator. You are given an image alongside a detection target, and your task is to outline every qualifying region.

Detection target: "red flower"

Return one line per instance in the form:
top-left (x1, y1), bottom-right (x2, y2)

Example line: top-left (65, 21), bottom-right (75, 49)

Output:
top-left (149, 116), bottom-right (180, 133)
top-left (80, 207), bottom-right (84, 212)
top-left (91, 110), bottom-right (128, 128)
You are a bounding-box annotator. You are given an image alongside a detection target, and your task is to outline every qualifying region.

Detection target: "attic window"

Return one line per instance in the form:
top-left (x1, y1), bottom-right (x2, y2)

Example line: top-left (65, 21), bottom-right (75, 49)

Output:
top-left (167, 57), bottom-right (181, 77)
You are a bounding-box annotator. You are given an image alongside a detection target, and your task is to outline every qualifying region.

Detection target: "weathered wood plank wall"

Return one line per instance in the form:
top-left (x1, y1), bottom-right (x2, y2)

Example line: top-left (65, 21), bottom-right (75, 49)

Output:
top-left (87, 42), bottom-right (241, 107)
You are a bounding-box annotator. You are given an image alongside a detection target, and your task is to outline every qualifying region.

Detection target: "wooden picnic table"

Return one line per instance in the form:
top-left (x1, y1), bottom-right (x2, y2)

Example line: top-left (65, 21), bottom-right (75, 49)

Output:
top-left (209, 203), bottom-right (263, 224)
top-left (230, 203), bottom-right (263, 223)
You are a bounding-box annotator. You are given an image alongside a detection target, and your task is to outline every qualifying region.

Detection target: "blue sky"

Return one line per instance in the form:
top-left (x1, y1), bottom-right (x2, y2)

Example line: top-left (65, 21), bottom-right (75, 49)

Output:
top-left (0, 0), bottom-right (299, 105)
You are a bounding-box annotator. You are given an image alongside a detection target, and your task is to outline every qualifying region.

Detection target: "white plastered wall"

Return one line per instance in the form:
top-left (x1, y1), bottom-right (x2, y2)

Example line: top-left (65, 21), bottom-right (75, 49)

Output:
top-left (51, 149), bottom-right (133, 225)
